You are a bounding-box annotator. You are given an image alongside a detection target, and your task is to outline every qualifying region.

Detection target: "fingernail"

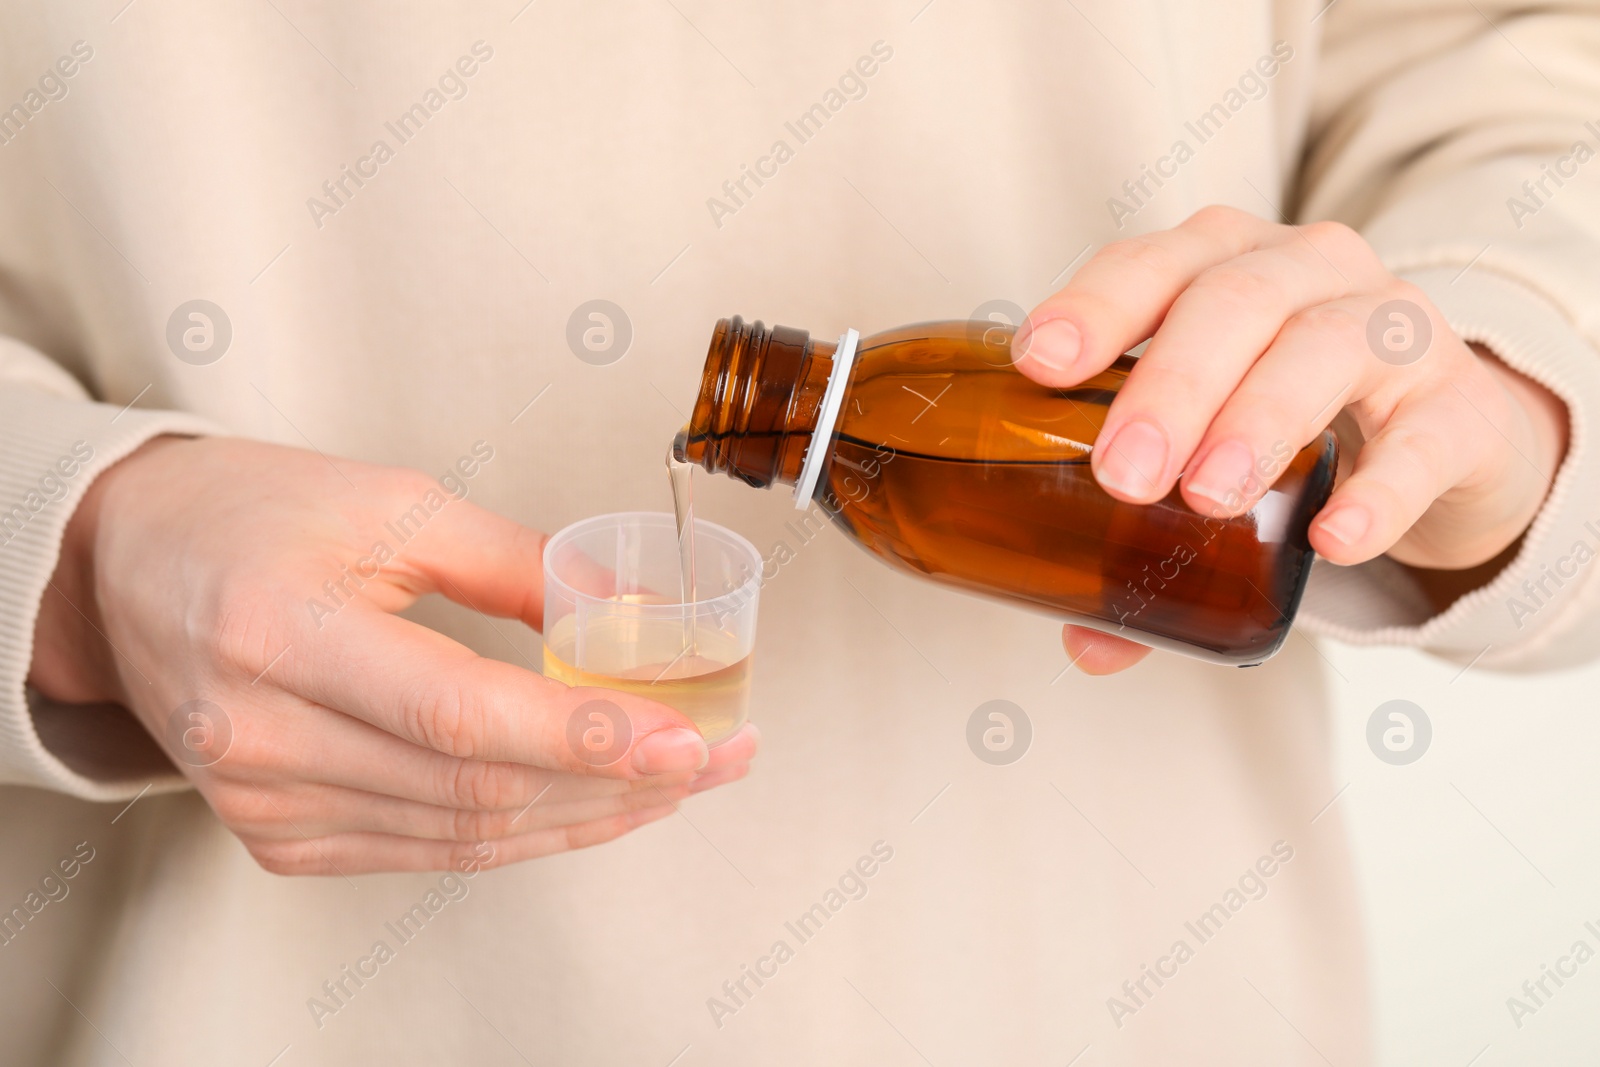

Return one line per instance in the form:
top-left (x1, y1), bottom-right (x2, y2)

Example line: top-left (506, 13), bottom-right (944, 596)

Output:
top-left (1096, 420), bottom-right (1169, 499)
top-left (1318, 506), bottom-right (1370, 546)
top-left (631, 729), bottom-right (709, 775)
top-left (1186, 441), bottom-right (1255, 512)
top-left (1017, 318), bottom-right (1081, 372)
top-left (730, 721), bottom-right (760, 752)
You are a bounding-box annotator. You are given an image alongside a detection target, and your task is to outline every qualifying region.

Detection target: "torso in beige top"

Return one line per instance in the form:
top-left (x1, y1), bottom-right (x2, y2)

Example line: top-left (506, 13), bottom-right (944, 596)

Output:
top-left (0, 1), bottom-right (1433, 1062)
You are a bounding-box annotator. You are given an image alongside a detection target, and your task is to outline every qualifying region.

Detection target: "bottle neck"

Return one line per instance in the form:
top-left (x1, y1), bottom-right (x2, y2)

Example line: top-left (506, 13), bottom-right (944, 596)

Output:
top-left (672, 316), bottom-right (836, 488)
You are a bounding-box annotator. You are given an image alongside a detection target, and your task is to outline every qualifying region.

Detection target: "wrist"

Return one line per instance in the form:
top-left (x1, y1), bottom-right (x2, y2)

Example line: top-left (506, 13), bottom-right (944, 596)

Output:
top-left (27, 435), bottom-right (188, 705)
top-left (1402, 346), bottom-right (1570, 612)
top-left (1475, 342), bottom-right (1570, 487)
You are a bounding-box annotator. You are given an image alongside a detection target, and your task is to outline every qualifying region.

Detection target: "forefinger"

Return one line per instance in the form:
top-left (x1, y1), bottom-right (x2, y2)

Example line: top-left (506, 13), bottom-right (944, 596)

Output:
top-left (1013, 206), bottom-right (1283, 386)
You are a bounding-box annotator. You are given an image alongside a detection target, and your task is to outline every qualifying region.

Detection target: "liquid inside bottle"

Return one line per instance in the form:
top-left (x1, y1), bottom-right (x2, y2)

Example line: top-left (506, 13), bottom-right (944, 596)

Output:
top-left (672, 316), bottom-right (1337, 667)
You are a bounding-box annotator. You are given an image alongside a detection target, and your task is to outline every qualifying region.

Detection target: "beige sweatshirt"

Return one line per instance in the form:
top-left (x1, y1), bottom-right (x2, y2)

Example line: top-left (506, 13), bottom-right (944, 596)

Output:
top-left (2, 1), bottom-right (1598, 1064)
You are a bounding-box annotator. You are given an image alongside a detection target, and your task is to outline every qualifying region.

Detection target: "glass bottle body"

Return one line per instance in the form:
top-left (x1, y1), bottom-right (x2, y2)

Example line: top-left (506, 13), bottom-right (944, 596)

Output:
top-left (674, 317), bottom-right (1338, 666)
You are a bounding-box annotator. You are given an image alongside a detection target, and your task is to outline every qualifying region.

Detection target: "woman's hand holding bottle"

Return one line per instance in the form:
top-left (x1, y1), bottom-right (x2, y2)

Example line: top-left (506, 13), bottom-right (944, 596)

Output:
top-left (1015, 206), bottom-right (1570, 673)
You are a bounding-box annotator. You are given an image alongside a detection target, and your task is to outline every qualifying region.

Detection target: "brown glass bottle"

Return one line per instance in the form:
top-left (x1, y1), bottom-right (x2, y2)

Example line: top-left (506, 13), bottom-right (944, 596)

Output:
top-left (672, 316), bottom-right (1337, 666)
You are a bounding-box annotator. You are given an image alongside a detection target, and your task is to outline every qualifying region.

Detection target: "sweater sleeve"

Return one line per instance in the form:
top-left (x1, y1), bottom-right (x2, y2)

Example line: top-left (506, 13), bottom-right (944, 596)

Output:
top-left (1292, 0), bottom-right (1600, 672)
top-left (0, 336), bottom-right (218, 800)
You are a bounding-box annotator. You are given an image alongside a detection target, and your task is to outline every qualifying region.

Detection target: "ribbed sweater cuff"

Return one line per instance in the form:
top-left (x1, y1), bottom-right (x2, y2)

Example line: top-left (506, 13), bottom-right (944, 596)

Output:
top-left (1298, 267), bottom-right (1600, 670)
top-left (0, 388), bottom-right (218, 800)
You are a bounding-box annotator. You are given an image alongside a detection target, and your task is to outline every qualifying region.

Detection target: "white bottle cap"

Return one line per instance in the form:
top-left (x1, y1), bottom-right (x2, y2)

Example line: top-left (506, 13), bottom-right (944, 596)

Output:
top-left (793, 328), bottom-right (859, 509)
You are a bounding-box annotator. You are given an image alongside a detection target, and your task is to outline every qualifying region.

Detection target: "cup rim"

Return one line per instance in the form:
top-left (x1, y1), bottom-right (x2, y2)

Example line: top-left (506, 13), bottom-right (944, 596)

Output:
top-left (542, 510), bottom-right (763, 614)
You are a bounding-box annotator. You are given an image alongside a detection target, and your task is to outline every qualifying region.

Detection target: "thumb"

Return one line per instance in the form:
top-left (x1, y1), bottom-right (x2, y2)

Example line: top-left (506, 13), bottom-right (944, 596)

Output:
top-left (393, 490), bottom-right (551, 628)
top-left (1062, 625), bottom-right (1152, 676)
